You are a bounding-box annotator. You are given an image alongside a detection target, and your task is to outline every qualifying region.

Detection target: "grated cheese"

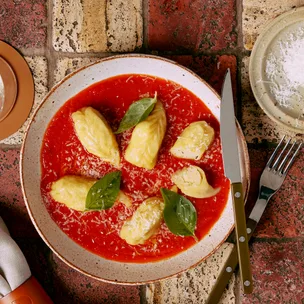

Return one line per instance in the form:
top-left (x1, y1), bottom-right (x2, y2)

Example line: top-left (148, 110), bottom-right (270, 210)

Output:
top-left (265, 27), bottom-right (304, 108)
top-left (42, 74), bottom-right (226, 260)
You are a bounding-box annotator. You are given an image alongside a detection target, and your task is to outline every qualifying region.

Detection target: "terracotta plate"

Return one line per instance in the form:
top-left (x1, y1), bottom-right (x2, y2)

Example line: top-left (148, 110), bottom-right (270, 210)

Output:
top-left (0, 57), bottom-right (18, 122)
top-left (21, 54), bottom-right (250, 284)
top-left (0, 41), bottom-right (34, 140)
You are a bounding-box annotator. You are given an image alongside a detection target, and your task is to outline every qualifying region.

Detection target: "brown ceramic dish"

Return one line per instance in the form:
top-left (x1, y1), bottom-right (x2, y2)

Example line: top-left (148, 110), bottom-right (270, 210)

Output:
top-left (0, 41), bottom-right (34, 140)
top-left (0, 57), bottom-right (18, 122)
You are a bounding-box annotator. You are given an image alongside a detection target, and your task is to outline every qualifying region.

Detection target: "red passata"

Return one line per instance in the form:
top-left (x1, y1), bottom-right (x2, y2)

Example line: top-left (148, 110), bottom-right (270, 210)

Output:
top-left (40, 74), bottom-right (229, 263)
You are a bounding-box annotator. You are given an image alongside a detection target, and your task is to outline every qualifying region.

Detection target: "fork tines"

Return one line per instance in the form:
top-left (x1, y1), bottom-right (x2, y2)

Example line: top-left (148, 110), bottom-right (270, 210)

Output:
top-left (266, 136), bottom-right (302, 176)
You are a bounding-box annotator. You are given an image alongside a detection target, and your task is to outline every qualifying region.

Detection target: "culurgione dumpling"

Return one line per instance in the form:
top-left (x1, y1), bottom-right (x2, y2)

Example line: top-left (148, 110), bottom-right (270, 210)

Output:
top-left (50, 175), bottom-right (132, 211)
top-left (116, 190), bottom-right (132, 208)
top-left (120, 197), bottom-right (164, 245)
top-left (171, 165), bottom-right (220, 198)
top-left (170, 121), bottom-right (214, 160)
top-left (72, 107), bottom-right (120, 167)
top-left (50, 175), bottom-right (95, 211)
top-left (124, 101), bottom-right (167, 169)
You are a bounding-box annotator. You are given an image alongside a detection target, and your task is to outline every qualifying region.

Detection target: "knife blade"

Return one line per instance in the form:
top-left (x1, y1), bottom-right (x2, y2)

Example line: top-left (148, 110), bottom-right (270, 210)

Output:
top-left (220, 69), bottom-right (253, 294)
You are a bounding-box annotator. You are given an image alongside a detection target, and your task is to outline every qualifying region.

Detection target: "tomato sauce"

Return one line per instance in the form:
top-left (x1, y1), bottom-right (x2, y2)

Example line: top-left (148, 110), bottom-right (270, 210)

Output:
top-left (40, 74), bottom-right (230, 263)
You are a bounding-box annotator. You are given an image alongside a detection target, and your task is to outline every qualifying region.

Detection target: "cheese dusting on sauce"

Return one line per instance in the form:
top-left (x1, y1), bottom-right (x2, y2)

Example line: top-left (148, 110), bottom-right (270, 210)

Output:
top-left (40, 74), bottom-right (230, 262)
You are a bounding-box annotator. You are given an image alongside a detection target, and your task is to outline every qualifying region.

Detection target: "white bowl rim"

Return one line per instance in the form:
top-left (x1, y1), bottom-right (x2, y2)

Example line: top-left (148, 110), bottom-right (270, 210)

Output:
top-left (20, 53), bottom-right (250, 285)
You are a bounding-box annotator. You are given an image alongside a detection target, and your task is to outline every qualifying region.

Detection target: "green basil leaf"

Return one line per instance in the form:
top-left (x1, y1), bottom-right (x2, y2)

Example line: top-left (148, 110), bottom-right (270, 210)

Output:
top-left (114, 93), bottom-right (157, 134)
top-left (176, 198), bottom-right (197, 235)
top-left (160, 188), bottom-right (197, 237)
top-left (85, 171), bottom-right (121, 210)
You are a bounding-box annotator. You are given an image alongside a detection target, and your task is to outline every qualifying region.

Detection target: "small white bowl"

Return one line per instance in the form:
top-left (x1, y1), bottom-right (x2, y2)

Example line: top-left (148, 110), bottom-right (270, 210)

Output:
top-left (249, 7), bottom-right (304, 133)
top-left (20, 54), bottom-right (250, 284)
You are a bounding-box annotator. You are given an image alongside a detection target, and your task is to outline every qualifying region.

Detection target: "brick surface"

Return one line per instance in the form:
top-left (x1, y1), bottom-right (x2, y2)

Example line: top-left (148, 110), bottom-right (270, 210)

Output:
top-left (3, 1), bottom-right (304, 303)
top-left (239, 241), bottom-right (304, 303)
top-left (247, 147), bottom-right (304, 238)
top-left (168, 55), bottom-right (237, 96)
top-left (106, 0), bottom-right (143, 52)
top-left (50, 253), bottom-right (140, 304)
top-left (53, 0), bottom-right (142, 52)
top-left (241, 57), bottom-right (303, 144)
top-left (0, 56), bottom-right (48, 145)
top-left (243, 0), bottom-right (304, 50)
top-left (145, 242), bottom-right (236, 304)
top-left (54, 55), bottom-right (237, 97)
top-left (0, 148), bottom-right (140, 303)
top-left (148, 0), bottom-right (237, 52)
top-left (0, 149), bottom-right (38, 237)
top-left (0, 0), bottom-right (47, 49)
top-left (54, 57), bottom-right (103, 84)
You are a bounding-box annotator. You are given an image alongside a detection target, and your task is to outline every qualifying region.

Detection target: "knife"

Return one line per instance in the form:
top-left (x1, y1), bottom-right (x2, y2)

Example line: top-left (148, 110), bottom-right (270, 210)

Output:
top-left (205, 216), bottom-right (261, 303)
top-left (220, 69), bottom-right (253, 294)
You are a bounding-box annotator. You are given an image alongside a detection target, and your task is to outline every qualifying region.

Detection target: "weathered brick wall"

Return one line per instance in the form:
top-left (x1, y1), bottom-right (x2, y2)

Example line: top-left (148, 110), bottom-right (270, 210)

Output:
top-left (1, 0), bottom-right (304, 303)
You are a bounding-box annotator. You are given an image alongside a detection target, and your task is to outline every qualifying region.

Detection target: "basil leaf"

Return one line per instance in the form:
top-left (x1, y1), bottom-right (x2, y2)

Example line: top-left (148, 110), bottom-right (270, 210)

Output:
top-left (176, 198), bottom-right (197, 235)
top-left (85, 171), bottom-right (121, 210)
top-left (114, 93), bottom-right (157, 134)
top-left (160, 188), bottom-right (197, 237)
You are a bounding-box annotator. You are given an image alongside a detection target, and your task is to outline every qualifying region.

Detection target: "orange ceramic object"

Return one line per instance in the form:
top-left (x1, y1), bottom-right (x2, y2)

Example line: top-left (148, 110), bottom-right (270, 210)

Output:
top-left (0, 41), bottom-right (34, 140)
top-left (0, 276), bottom-right (53, 304)
top-left (0, 56), bottom-right (18, 122)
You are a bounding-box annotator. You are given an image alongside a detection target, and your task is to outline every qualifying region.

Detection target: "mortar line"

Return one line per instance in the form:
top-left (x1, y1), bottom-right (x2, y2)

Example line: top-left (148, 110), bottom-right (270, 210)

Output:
top-left (0, 144), bottom-right (22, 150)
top-left (234, 272), bottom-right (242, 304)
top-left (44, 48), bottom-right (251, 59)
top-left (46, 0), bottom-right (56, 89)
top-left (18, 48), bottom-right (46, 57)
top-left (46, 51), bottom-right (114, 59)
top-left (142, 0), bottom-right (149, 51)
top-left (236, 0), bottom-right (244, 50)
top-left (147, 48), bottom-right (248, 57)
top-left (236, 53), bottom-right (244, 124)
top-left (139, 285), bottom-right (149, 304)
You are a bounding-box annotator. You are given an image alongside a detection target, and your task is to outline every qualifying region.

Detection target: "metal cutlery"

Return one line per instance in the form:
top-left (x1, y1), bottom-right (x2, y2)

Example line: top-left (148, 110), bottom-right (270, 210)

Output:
top-left (205, 136), bottom-right (302, 304)
top-left (220, 69), bottom-right (253, 293)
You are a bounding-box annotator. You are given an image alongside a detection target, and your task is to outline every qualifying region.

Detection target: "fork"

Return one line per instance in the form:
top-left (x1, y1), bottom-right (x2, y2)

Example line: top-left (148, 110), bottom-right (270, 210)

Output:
top-left (249, 136), bottom-right (302, 224)
top-left (205, 136), bottom-right (302, 304)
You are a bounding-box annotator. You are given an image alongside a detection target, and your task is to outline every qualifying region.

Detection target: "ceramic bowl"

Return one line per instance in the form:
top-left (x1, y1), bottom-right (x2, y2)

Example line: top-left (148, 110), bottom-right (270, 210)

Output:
top-left (249, 7), bottom-right (304, 133)
top-left (20, 54), bottom-right (250, 284)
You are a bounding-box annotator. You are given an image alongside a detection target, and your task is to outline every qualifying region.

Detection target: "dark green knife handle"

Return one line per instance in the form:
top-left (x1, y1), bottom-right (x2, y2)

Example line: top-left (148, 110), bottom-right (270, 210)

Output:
top-left (231, 182), bottom-right (253, 294)
top-left (204, 218), bottom-right (257, 304)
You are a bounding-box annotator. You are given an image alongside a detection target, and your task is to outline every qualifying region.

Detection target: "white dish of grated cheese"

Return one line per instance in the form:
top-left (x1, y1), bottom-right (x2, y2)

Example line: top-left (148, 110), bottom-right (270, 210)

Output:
top-left (249, 7), bottom-right (304, 133)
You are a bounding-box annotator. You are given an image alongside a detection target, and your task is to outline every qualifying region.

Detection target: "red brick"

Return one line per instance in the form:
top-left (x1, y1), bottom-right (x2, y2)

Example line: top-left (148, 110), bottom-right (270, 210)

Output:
top-left (240, 241), bottom-right (304, 303)
top-left (0, 149), bottom-right (39, 238)
top-left (148, 0), bottom-right (237, 52)
top-left (167, 55), bottom-right (237, 95)
top-left (247, 147), bottom-right (304, 238)
top-left (50, 254), bottom-right (140, 304)
top-left (0, 0), bottom-right (47, 49)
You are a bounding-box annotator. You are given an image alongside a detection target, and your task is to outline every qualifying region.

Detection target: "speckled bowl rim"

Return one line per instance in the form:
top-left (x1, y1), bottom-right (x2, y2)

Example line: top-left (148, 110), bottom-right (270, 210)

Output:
top-left (20, 54), bottom-right (250, 285)
top-left (249, 6), bottom-right (304, 134)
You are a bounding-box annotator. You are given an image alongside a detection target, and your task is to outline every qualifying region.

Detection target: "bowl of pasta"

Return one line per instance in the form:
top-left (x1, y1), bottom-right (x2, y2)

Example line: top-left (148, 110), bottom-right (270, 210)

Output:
top-left (20, 54), bottom-right (250, 284)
